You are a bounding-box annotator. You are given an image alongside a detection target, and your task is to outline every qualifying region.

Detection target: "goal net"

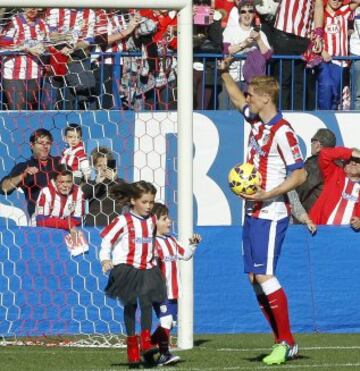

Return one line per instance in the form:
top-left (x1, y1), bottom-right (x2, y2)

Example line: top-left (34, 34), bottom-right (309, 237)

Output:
top-left (0, 1), bottom-right (193, 349)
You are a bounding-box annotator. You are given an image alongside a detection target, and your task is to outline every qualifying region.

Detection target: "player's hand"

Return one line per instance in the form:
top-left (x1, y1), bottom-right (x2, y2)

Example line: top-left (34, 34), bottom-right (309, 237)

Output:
top-left (240, 186), bottom-right (268, 201)
top-left (23, 166), bottom-right (39, 177)
top-left (218, 57), bottom-right (233, 73)
top-left (189, 234), bottom-right (201, 245)
top-left (350, 216), bottom-right (360, 230)
top-left (101, 260), bottom-right (113, 273)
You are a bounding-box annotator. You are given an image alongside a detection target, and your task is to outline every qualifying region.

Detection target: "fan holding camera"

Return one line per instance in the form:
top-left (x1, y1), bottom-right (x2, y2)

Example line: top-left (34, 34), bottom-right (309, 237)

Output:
top-left (193, 0), bottom-right (224, 109)
top-left (82, 147), bottom-right (128, 227)
top-left (218, 0), bottom-right (272, 109)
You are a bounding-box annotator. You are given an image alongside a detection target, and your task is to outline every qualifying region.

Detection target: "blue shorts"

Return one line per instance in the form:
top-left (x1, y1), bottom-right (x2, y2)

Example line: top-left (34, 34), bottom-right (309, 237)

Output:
top-left (153, 298), bottom-right (178, 321)
top-left (242, 215), bottom-right (289, 275)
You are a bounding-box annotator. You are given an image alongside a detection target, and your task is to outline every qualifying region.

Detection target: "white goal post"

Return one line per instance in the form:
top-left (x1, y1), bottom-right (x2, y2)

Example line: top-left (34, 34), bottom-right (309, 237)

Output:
top-left (0, 0), bottom-right (194, 350)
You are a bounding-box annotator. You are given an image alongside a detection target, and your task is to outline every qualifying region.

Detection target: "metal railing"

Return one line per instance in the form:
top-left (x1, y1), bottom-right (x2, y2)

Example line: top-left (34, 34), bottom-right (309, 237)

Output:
top-left (0, 51), bottom-right (359, 111)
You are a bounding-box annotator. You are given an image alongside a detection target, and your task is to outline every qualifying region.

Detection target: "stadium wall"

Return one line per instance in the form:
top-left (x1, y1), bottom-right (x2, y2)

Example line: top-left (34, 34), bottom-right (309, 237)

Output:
top-left (0, 225), bottom-right (359, 336)
top-left (0, 110), bottom-right (359, 226)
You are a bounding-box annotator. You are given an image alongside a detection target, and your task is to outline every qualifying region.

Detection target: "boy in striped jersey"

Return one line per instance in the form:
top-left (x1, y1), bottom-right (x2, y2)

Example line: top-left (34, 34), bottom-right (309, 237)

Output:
top-left (35, 164), bottom-right (84, 240)
top-left (150, 203), bottom-right (201, 366)
top-left (61, 124), bottom-right (91, 184)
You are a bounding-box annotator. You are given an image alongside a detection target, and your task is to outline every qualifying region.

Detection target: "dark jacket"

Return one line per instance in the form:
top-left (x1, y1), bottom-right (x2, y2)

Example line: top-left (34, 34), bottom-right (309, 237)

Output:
top-left (0, 156), bottom-right (60, 217)
top-left (296, 155), bottom-right (323, 213)
top-left (82, 178), bottom-right (126, 227)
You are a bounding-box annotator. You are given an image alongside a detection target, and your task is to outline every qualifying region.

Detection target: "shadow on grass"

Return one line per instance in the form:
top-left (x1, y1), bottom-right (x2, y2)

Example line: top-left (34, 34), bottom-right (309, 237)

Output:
top-left (245, 354), bottom-right (310, 363)
top-left (194, 339), bottom-right (211, 347)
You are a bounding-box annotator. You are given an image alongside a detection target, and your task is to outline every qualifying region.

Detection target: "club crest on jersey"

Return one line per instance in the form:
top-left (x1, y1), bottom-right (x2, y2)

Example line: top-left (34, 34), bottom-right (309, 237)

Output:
top-left (249, 136), bottom-right (266, 156)
top-left (262, 133), bottom-right (270, 145)
top-left (342, 192), bottom-right (358, 202)
top-left (67, 202), bottom-right (76, 212)
top-left (291, 145), bottom-right (302, 160)
top-left (135, 237), bottom-right (153, 244)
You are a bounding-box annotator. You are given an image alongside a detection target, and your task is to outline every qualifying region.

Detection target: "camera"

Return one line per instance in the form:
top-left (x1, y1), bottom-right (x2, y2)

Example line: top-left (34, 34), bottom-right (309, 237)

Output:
top-left (193, 5), bottom-right (214, 25)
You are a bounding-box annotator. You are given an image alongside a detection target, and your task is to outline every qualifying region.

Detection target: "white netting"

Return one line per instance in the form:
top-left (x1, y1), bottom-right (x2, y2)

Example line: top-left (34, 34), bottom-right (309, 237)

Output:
top-left (0, 6), bottom-right (180, 347)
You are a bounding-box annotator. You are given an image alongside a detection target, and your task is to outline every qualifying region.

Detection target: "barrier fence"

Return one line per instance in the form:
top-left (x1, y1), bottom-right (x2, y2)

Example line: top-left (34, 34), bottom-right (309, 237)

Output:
top-left (1, 52), bottom-right (359, 111)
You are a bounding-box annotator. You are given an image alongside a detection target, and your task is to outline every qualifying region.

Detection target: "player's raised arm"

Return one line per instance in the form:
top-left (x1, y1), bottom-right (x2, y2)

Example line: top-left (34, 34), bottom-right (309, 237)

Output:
top-left (219, 58), bottom-right (247, 111)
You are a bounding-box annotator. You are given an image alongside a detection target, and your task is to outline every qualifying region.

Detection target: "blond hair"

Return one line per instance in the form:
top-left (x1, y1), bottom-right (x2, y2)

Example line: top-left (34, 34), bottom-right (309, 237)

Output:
top-left (249, 76), bottom-right (279, 107)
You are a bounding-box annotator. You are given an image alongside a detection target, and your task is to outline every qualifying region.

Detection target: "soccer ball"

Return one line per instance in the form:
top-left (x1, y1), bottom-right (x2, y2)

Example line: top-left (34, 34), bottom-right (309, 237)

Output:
top-left (228, 163), bottom-right (262, 196)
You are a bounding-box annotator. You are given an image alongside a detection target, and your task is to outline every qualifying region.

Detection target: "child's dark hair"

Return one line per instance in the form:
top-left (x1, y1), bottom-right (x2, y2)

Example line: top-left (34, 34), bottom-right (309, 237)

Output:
top-left (151, 202), bottom-right (168, 219)
top-left (64, 123), bottom-right (82, 137)
top-left (110, 180), bottom-right (156, 208)
top-left (52, 164), bottom-right (73, 180)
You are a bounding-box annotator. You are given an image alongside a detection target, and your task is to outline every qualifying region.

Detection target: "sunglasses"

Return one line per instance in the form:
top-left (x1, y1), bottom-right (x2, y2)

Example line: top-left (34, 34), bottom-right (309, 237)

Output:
top-left (240, 9), bottom-right (255, 14)
top-left (349, 156), bottom-right (360, 164)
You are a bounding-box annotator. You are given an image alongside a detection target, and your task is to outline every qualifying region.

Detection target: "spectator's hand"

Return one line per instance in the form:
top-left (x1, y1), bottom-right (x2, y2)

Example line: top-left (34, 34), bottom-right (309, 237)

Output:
top-left (104, 168), bottom-right (117, 182)
top-left (305, 219), bottom-right (317, 235)
top-left (50, 31), bottom-right (73, 44)
top-left (23, 166), bottom-right (39, 177)
top-left (321, 50), bottom-right (331, 63)
top-left (128, 13), bottom-right (142, 31)
top-left (249, 30), bottom-right (261, 42)
top-left (350, 216), bottom-right (360, 230)
top-left (312, 35), bottom-right (323, 54)
top-left (27, 43), bottom-right (45, 57)
top-left (218, 57), bottom-right (233, 73)
top-left (101, 259), bottom-right (114, 273)
top-left (189, 234), bottom-right (202, 245)
top-left (59, 46), bottom-right (74, 56)
top-left (69, 227), bottom-right (80, 242)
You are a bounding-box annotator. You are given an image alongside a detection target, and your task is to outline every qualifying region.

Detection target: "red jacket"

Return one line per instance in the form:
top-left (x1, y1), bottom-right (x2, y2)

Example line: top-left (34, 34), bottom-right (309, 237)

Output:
top-left (309, 147), bottom-right (360, 224)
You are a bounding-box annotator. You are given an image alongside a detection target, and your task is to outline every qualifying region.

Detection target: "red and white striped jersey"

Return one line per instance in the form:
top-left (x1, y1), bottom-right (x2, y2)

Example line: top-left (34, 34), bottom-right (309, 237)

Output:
top-left (323, 5), bottom-right (352, 66)
top-left (1, 14), bottom-right (49, 80)
top-left (100, 212), bottom-right (157, 270)
top-left (94, 9), bottom-right (128, 65)
top-left (61, 142), bottom-right (91, 179)
top-left (45, 8), bottom-right (95, 44)
top-left (326, 178), bottom-right (360, 224)
top-left (274, 0), bottom-right (314, 38)
top-left (155, 235), bottom-right (196, 299)
top-left (35, 179), bottom-right (84, 220)
top-left (244, 108), bottom-right (304, 220)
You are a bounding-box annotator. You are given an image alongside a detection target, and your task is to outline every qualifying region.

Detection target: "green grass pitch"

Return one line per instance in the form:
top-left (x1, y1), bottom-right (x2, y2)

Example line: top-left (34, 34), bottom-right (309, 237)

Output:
top-left (1, 333), bottom-right (360, 370)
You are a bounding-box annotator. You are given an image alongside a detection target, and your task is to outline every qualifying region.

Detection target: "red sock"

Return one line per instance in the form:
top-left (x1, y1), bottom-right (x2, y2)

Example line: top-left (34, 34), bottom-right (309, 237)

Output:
top-left (266, 288), bottom-right (295, 346)
top-left (256, 293), bottom-right (279, 343)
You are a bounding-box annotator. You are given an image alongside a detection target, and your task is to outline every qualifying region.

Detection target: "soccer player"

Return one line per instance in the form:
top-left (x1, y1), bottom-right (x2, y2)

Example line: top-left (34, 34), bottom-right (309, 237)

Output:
top-left (61, 123), bottom-right (91, 184)
top-left (219, 61), bottom-right (306, 365)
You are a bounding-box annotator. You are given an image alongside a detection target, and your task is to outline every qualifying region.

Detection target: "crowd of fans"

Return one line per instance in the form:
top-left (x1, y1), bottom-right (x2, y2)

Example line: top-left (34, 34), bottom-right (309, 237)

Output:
top-left (1, 1), bottom-right (360, 110)
top-left (0, 124), bottom-right (359, 238)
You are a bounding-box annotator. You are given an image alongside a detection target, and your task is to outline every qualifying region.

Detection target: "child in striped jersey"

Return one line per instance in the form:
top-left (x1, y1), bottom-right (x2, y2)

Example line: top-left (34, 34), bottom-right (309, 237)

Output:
top-left (150, 202), bottom-right (201, 366)
top-left (99, 181), bottom-right (166, 368)
top-left (61, 124), bottom-right (91, 185)
top-left (35, 164), bottom-right (84, 239)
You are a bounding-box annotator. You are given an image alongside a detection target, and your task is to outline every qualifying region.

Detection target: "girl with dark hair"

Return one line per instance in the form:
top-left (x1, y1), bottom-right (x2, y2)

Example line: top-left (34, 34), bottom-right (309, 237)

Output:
top-left (99, 180), bottom-right (166, 368)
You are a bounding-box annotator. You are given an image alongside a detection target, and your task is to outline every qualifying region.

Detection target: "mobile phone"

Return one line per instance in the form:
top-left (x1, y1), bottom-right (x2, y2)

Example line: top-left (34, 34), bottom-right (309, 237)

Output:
top-left (107, 159), bottom-right (116, 170)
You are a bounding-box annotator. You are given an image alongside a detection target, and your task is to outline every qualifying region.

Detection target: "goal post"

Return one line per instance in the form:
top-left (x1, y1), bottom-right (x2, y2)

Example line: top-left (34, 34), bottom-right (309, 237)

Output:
top-left (0, 0), bottom-right (194, 349)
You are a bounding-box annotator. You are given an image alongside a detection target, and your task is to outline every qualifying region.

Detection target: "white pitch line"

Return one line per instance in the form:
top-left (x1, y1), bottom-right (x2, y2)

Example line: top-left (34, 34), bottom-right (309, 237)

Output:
top-left (151, 364), bottom-right (360, 371)
top-left (213, 345), bottom-right (360, 352)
